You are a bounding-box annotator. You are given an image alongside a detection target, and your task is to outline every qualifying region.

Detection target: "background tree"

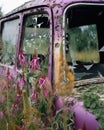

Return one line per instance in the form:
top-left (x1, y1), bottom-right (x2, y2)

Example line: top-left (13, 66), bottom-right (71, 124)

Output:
top-left (0, 7), bottom-right (3, 17)
top-left (69, 25), bottom-right (98, 52)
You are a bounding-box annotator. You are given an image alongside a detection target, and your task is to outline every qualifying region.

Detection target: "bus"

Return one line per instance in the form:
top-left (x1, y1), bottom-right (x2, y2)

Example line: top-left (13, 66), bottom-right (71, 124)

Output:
top-left (0, 0), bottom-right (104, 129)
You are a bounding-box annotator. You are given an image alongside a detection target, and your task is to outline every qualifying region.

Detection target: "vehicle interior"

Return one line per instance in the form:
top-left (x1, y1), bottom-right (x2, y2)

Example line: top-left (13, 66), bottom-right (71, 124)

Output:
top-left (65, 4), bottom-right (104, 81)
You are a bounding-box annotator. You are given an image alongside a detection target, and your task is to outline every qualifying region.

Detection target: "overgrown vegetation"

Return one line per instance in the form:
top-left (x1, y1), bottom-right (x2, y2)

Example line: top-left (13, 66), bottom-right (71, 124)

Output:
top-left (73, 84), bottom-right (104, 129)
top-left (69, 25), bottom-right (98, 52)
top-left (67, 25), bottom-right (99, 63)
top-left (0, 7), bottom-right (3, 17)
top-left (0, 49), bottom-right (74, 130)
top-left (83, 92), bottom-right (104, 129)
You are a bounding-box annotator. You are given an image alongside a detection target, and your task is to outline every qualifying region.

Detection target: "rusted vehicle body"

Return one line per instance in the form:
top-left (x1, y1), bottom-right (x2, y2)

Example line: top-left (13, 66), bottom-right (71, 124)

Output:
top-left (0, 0), bottom-right (104, 129)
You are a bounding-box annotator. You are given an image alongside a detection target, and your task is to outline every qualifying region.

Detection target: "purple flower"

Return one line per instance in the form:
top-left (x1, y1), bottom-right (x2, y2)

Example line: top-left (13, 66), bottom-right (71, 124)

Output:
top-left (39, 75), bottom-right (51, 97)
top-left (18, 49), bottom-right (26, 66)
top-left (39, 75), bottom-right (50, 88)
top-left (29, 51), bottom-right (40, 71)
top-left (12, 102), bottom-right (19, 111)
top-left (0, 108), bottom-right (5, 119)
top-left (43, 88), bottom-right (49, 97)
top-left (12, 101), bottom-right (19, 116)
top-left (20, 74), bottom-right (26, 89)
top-left (16, 86), bottom-right (22, 100)
top-left (7, 69), bottom-right (12, 81)
top-left (0, 96), bottom-right (3, 104)
top-left (31, 90), bottom-right (39, 103)
top-left (31, 92), bottom-right (37, 100)
top-left (39, 75), bottom-right (46, 88)
top-left (21, 124), bottom-right (25, 130)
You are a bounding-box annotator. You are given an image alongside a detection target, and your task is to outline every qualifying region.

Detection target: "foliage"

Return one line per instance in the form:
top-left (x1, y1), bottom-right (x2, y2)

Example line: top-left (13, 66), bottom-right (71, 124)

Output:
top-left (83, 92), bottom-right (104, 129)
top-left (0, 49), bottom-right (74, 130)
top-left (73, 84), bottom-right (104, 129)
top-left (69, 25), bottom-right (98, 52)
top-left (66, 25), bottom-right (99, 64)
top-left (0, 7), bottom-right (3, 17)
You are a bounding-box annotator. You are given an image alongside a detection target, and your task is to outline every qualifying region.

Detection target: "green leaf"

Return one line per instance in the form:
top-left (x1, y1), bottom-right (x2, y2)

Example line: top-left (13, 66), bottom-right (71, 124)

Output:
top-left (84, 101), bottom-right (91, 108)
top-left (37, 100), bottom-right (47, 113)
top-left (90, 103), bottom-right (96, 109)
top-left (27, 72), bottom-right (34, 78)
top-left (28, 123), bottom-right (35, 130)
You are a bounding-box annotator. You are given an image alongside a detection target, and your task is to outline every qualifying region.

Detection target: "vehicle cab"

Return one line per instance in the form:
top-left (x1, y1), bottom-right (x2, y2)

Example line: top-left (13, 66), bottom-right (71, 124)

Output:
top-left (0, 0), bottom-right (104, 129)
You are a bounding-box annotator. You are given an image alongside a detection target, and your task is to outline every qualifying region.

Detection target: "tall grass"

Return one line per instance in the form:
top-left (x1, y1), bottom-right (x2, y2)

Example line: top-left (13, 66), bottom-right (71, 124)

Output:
top-left (67, 49), bottom-right (99, 63)
top-left (74, 50), bottom-right (99, 62)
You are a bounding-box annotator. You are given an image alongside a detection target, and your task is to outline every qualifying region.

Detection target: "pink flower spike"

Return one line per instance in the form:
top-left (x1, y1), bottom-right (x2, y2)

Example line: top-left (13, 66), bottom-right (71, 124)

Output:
top-left (31, 91), bottom-right (39, 102)
top-left (20, 74), bottom-right (26, 89)
top-left (29, 56), bottom-right (40, 71)
top-left (29, 50), bottom-right (40, 71)
top-left (7, 69), bottom-right (12, 81)
top-left (0, 96), bottom-right (3, 104)
top-left (18, 49), bottom-right (26, 66)
top-left (0, 109), bottom-right (5, 119)
top-left (39, 75), bottom-right (51, 97)
top-left (31, 92), bottom-right (36, 100)
top-left (12, 102), bottom-right (19, 111)
top-left (16, 86), bottom-right (22, 100)
top-left (21, 124), bottom-right (25, 130)
top-left (38, 75), bottom-right (46, 88)
top-left (43, 88), bottom-right (49, 97)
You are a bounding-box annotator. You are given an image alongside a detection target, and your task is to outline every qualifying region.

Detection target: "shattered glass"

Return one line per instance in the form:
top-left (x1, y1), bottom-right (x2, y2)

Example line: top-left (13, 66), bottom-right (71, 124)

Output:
top-left (65, 7), bottom-right (104, 80)
top-left (65, 25), bottom-right (103, 80)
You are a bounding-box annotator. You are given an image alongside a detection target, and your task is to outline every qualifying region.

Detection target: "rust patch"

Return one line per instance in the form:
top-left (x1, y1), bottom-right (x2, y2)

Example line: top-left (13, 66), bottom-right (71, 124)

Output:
top-left (55, 43), bottom-right (74, 96)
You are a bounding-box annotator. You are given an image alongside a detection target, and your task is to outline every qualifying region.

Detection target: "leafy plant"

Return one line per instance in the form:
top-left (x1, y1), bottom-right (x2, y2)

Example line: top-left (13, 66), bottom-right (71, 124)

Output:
top-left (0, 49), bottom-right (74, 130)
top-left (83, 92), bottom-right (104, 129)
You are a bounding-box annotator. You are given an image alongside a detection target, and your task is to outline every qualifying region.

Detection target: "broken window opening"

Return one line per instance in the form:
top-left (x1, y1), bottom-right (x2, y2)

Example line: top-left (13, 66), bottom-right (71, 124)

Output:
top-left (65, 4), bottom-right (104, 80)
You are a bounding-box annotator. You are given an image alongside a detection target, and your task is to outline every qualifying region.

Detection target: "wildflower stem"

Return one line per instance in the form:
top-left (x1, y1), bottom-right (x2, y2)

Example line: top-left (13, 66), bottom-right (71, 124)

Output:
top-left (6, 123), bottom-right (9, 130)
top-left (22, 89), bottom-right (31, 130)
top-left (6, 78), bottom-right (11, 126)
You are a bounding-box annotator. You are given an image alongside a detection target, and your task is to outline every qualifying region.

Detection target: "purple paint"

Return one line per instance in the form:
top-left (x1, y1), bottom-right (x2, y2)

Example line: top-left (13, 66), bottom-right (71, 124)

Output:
top-left (55, 97), bottom-right (99, 130)
top-left (73, 102), bottom-right (99, 130)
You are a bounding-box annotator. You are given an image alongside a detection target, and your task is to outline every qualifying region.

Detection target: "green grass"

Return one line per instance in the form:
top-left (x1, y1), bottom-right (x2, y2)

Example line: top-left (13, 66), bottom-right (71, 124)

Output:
top-left (67, 49), bottom-right (99, 63)
top-left (74, 50), bottom-right (99, 62)
top-left (72, 84), bottom-right (104, 101)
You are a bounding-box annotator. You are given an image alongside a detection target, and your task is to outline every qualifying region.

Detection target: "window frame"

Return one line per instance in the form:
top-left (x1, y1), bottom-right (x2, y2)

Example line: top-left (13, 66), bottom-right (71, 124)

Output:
top-left (0, 15), bottom-right (20, 67)
top-left (17, 6), bottom-right (53, 81)
top-left (63, 2), bottom-right (104, 86)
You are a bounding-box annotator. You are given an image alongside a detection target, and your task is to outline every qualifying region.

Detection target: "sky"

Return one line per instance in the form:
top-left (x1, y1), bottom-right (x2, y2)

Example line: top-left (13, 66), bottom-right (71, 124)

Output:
top-left (0, 0), bottom-right (30, 14)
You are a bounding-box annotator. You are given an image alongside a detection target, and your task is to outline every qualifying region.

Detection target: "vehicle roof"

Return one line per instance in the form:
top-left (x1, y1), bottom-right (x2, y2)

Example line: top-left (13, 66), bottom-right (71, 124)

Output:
top-left (1, 0), bottom-right (104, 17)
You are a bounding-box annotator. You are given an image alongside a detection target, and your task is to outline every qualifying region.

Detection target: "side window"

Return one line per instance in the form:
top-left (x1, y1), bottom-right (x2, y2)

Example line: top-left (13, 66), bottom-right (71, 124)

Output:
top-left (68, 24), bottom-right (99, 65)
top-left (65, 5), bottom-right (104, 80)
top-left (22, 13), bottom-right (50, 73)
top-left (1, 18), bottom-right (19, 65)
